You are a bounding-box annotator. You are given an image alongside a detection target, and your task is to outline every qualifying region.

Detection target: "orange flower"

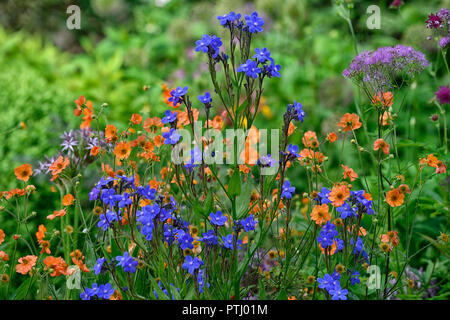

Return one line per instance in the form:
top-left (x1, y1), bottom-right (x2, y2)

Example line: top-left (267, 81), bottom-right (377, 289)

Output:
top-left (14, 164), bottom-right (33, 182)
top-left (398, 184), bottom-right (411, 194)
top-left (341, 164), bottom-right (358, 181)
top-left (80, 104), bottom-right (93, 129)
top-left (47, 209), bottom-right (67, 220)
top-left (49, 156), bottom-right (69, 178)
top-left (0, 251), bottom-right (9, 262)
top-left (16, 255), bottom-right (37, 275)
top-left (62, 194), bottom-right (74, 206)
top-left (380, 231), bottom-right (400, 247)
top-left (338, 113), bottom-right (362, 132)
top-left (105, 124), bottom-right (118, 142)
top-left (90, 146), bottom-right (100, 156)
top-left (373, 138), bottom-right (390, 155)
top-left (131, 113), bottom-right (143, 125)
top-left (162, 84), bottom-right (180, 108)
top-left (36, 225), bottom-right (46, 242)
top-left (380, 111), bottom-right (393, 126)
top-left (327, 132), bottom-right (337, 143)
top-left (426, 154), bottom-right (439, 168)
top-left (70, 250), bottom-right (90, 273)
top-left (302, 131), bottom-right (319, 148)
top-left (43, 256), bottom-right (69, 277)
top-left (310, 204), bottom-right (330, 225)
top-left (436, 160), bottom-right (447, 174)
top-left (372, 91), bottom-right (393, 108)
top-left (287, 122), bottom-right (296, 136)
top-left (329, 185), bottom-right (350, 207)
top-left (0, 229), bottom-right (4, 245)
top-left (39, 240), bottom-right (51, 255)
top-left (386, 189), bottom-right (404, 207)
top-left (114, 142), bottom-right (132, 160)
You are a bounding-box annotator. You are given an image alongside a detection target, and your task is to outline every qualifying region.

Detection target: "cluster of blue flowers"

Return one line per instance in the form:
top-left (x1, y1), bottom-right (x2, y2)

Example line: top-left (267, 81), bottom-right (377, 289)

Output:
top-left (168, 86), bottom-right (188, 107)
top-left (217, 11), bottom-right (264, 33)
top-left (237, 47), bottom-right (281, 79)
top-left (195, 34), bottom-right (223, 59)
top-left (80, 283), bottom-right (115, 300)
top-left (317, 272), bottom-right (348, 300)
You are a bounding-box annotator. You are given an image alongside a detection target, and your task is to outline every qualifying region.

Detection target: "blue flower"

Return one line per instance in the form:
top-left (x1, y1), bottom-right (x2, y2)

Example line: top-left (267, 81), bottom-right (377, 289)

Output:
top-left (198, 92), bottom-right (212, 104)
top-left (137, 208), bottom-right (156, 241)
top-left (329, 284), bottom-right (348, 300)
top-left (86, 283), bottom-right (100, 297)
top-left (199, 229), bottom-right (218, 246)
top-left (253, 48), bottom-right (271, 63)
top-left (80, 290), bottom-right (91, 300)
top-left (168, 86), bottom-right (188, 106)
top-left (217, 12), bottom-right (241, 26)
top-left (118, 192), bottom-right (132, 208)
top-left (137, 185), bottom-right (156, 200)
top-left (317, 187), bottom-right (331, 204)
top-left (222, 234), bottom-right (242, 250)
top-left (209, 211), bottom-right (227, 226)
top-left (317, 274), bottom-right (334, 291)
top-left (293, 101), bottom-right (305, 122)
top-left (317, 233), bottom-right (334, 248)
top-left (195, 34), bottom-right (211, 53)
top-left (182, 256), bottom-right (202, 275)
top-left (179, 233), bottom-right (194, 251)
top-left (97, 283), bottom-right (115, 300)
top-left (287, 144), bottom-right (300, 158)
top-left (162, 110), bottom-right (178, 124)
top-left (89, 187), bottom-right (100, 201)
top-left (350, 271), bottom-right (360, 286)
top-left (237, 59), bottom-right (261, 78)
top-left (94, 258), bottom-right (106, 275)
top-left (97, 209), bottom-right (120, 231)
top-left (337, 202), bottom-right (357, 219)
top-left (245, 11), bottom-right (264, 33)
top-left (242, 215), bottom-right (257, 232)
top-left (115, 252), bottom-right (138, 273)
top-left (266, 59), bottom-right (281, 78)
top-left (101, 188), bottom-right (121, 208)
top-left (197, 268), bottom-right (210, 293)
top-left (163, 128), bottom-right (181, 145)
top-left (281, 180), bottom-right (295, 199)
top-left (257, 154), bottom-right (274, 167)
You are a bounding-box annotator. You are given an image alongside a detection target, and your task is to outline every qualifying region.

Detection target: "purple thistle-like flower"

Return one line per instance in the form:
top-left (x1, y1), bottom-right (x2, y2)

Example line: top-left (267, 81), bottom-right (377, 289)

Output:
top-left (435, 85), bottom-right (450, 104)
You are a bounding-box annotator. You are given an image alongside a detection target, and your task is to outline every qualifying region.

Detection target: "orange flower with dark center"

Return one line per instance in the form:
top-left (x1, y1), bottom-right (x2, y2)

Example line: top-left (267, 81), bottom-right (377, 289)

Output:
top-left (62, 194), bottom-right (74, 206)
top-left (15, 164), bottom-right (33, 182)
top-left (338, 113), bottom-right (362, 132)
top-left (16, 255), bottom-right (37, 275)
top-left (398, 184), bottom-right (411, 194)
top-left (341, 164), bottom-right (358, 181)
top-left (373, 138), bottom-right (390, 155)
top-left (49, 156), bottom-right (69, 177)
top-left (327, 132), bottom-right (337, 143)
top-left (39, 240), bottom-right (51, 255)
top-left (105, 125), bottom-right (117, 141)
top-left (372, 91), bottom-right (393, 108)
top-left (386, 189), bottom-right (404, 207)
top-left (114, 142), bottom-right (132, 160)
top-left (311, 204), bottom-right (330, 225)
top-left (131, 113), bottom-right (143, 125)
top-left (302, 131), bottom-right (319, 148)
top-left (47, 209), bottom-right (67, 220)
top-left (329, 185), bottom-right (350, 207)
top-left (43, 256), bottom-right (69, 277)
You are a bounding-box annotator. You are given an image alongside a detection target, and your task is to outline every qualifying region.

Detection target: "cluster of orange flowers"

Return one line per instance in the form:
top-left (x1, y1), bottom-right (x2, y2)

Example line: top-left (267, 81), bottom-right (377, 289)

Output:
top-left (419, 153), bottom-right (447, 174)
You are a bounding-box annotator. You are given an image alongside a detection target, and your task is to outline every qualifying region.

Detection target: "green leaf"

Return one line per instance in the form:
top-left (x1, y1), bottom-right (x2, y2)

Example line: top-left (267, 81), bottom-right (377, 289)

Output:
top-left (11, 276), bottom-right (35, 300)
top-left (228, 169), bottom-right (242, 197)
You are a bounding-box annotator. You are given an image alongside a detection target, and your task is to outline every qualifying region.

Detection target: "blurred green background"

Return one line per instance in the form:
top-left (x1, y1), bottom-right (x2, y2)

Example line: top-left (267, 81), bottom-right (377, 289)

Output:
top-left (0, 0), bottom-right (448, 291)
